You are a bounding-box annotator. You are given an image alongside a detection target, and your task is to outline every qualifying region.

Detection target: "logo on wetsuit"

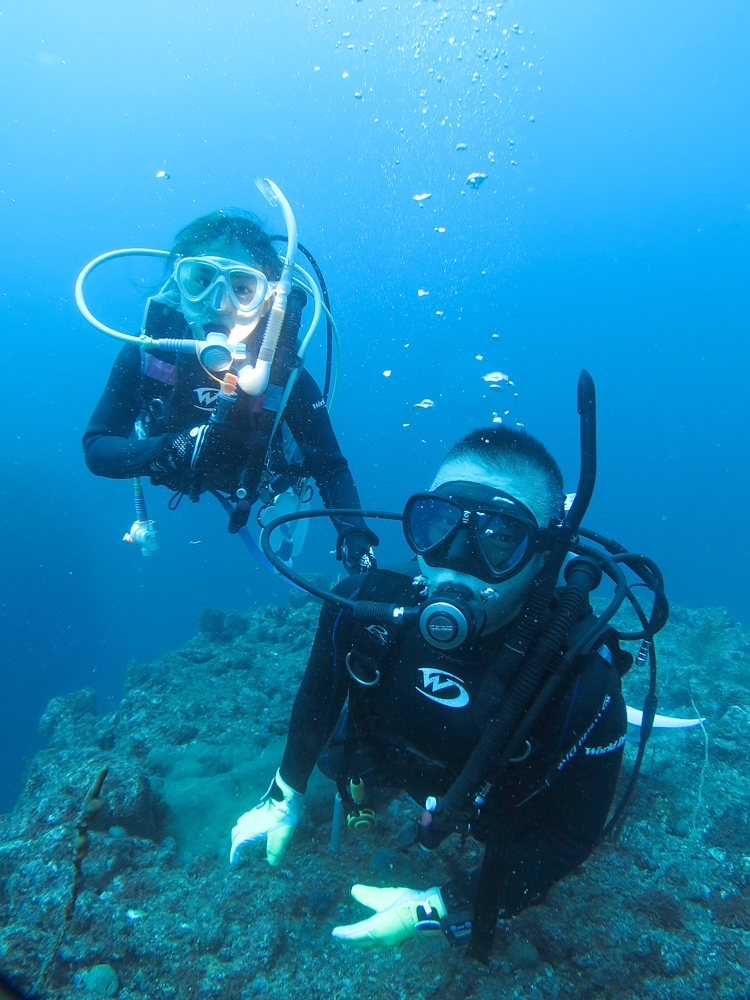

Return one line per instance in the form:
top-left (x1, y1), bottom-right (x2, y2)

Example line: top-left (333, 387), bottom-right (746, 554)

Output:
top-left (416, 668), bottom-right (469, 709)
top-left (194, 387), bottom-right (219, 411)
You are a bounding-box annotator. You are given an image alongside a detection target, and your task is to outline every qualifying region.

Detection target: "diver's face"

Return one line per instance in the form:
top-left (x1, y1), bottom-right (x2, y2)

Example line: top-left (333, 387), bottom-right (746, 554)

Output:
top-left (178, 237), bottom-right (273, 341)
top-left (417, 463), bottom-right (550, 635)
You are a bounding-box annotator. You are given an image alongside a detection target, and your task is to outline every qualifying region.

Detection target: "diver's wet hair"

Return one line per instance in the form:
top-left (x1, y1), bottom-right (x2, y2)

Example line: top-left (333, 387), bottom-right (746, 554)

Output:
top-left (434, 425), bottom-right (565, 523)
top-left (169, 209), bottom-right (283, 279)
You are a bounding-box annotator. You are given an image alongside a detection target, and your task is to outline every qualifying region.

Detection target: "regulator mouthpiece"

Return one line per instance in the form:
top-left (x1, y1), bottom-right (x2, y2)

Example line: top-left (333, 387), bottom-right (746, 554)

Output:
top-left (199, 331), bottom-right (233, 372)
top-left (418, 585), bottom-right (486, 650)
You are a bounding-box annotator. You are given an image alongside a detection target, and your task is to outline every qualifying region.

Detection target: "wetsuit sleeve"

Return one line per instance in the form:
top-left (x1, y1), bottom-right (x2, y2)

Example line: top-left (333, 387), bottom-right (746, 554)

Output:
top-left (468, 651), bottom-right (627, 957)
top-left (82, 345), bottom-right (166, 478)
top-left (283, 369), bottom-right (366, 535)
top-left (279, 578), bottom-right (360, 794)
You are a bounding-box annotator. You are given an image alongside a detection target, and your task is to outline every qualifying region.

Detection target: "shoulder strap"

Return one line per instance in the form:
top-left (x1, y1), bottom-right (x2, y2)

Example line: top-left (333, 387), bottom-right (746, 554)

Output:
top-left (136, 302), bottom-right (191, 436)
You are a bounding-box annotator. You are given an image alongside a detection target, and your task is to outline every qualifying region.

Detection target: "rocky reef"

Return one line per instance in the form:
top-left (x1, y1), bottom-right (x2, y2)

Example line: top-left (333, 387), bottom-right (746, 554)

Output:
top-left (0, 594), bottom-right (749, 1000)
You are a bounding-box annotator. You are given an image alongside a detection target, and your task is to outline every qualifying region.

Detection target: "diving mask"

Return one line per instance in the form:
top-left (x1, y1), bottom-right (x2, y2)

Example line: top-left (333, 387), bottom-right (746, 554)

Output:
top-left (404, 481), bottom-right (552, 584)
top-left (174, 256), bottom-right (272, 316)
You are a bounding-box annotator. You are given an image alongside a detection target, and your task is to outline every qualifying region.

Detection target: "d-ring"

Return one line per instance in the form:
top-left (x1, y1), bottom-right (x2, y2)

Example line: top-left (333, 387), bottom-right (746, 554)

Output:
top-left (346, 652), bottom-right (380, 687)
top-left (509, 740), bottom-right (532, 763)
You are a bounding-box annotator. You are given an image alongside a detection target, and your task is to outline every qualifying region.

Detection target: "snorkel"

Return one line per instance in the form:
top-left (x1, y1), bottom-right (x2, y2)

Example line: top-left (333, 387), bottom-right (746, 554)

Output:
top-left (74, 177), bottom-right (299, 387)
top-left (236, 178), bottom-right (298, 397)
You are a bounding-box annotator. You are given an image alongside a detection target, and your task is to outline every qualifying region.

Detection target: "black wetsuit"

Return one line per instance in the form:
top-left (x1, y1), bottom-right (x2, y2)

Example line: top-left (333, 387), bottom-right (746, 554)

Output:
top-left (281, 566), bottom-right (628, 929)
top-left (83, 321), bottom-right (364, 534)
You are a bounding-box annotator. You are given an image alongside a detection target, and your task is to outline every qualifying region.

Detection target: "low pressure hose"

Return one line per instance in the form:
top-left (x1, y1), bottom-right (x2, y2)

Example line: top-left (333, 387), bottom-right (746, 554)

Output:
top-left (133, 477), bottom-right (148, 521)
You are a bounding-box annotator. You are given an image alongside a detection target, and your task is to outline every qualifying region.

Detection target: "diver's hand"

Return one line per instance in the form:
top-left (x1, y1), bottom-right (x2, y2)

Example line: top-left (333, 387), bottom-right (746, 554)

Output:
top-left (230, 770), bottom-right (303, 867)
top-left (148, 426), bottom-right (203, 484)
top-left (332, 884), bottom-right (447, 947)
top-left (337, 528), bottom-right (379, 575)
top-left (149, 424), bottom-right (234, 488)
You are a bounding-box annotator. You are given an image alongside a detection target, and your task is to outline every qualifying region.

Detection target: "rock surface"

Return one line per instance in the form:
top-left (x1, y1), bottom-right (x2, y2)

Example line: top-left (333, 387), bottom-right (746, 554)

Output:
top-left (0, 597), bottom-right (749, 999)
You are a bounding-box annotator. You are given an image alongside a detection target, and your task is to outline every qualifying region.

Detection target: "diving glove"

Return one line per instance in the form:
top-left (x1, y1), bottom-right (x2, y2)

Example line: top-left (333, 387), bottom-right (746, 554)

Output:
top-left (332, 884), bottom-right (447, 947)
top-left (148, 426), bottom-right (202, 486)
top-left (337, 527), bottom-right (379, 575)
top-left (230, 769), bottom-right (303, 867)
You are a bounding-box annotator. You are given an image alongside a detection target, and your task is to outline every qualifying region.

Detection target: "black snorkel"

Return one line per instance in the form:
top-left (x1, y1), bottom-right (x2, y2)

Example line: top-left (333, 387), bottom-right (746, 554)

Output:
top-left (566, 368), bottom-right (597, 532)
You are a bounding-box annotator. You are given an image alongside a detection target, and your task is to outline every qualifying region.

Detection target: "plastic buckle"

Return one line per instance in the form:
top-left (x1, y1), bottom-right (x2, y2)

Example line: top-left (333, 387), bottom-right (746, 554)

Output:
top-left (415, 904), bottom-right (442, 933)
top-left (345, 807), bottom-right (376, 832)
top-left (441, 908), bottom-right (474, 945)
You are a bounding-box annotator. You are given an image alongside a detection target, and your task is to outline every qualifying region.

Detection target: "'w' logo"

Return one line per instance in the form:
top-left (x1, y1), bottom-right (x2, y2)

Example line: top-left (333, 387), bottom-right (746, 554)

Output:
top-left (416, 668), bottom-right (469, 709)
top-left (194, 387), bottom-right (219, 410)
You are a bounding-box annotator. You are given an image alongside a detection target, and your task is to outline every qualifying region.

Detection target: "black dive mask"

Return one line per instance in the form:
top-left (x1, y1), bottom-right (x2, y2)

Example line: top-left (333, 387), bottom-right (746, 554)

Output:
top-left (404, 481), bottom-right (551, 585)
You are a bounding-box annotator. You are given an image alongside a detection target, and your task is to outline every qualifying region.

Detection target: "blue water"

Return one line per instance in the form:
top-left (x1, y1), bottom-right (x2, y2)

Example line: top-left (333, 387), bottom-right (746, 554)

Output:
top-left (1, 0), bottom-right (748, 813)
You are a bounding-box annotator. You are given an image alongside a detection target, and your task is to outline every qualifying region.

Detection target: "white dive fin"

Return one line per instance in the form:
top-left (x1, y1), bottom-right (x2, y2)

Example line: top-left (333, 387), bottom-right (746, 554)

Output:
top-left (626, 705), bottom-right (705, 729)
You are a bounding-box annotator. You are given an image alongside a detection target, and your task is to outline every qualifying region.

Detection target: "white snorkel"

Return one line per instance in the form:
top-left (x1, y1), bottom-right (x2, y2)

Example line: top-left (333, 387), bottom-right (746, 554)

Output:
top-left (236, 177), bottom-right (298, 397)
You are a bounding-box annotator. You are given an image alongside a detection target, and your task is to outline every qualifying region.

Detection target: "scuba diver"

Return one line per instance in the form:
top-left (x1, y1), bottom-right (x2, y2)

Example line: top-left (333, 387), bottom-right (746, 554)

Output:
top-left (229, 375), bottom-right (673, 963)
top-left (80, 179), bottom-right (377, 574)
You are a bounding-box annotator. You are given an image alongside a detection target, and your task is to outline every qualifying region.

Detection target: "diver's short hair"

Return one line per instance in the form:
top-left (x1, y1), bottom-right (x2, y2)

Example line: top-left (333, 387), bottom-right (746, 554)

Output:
top-left (433, 425), bottom-right (565, 523)
top-left (169, 209), bottom-right (283, 279)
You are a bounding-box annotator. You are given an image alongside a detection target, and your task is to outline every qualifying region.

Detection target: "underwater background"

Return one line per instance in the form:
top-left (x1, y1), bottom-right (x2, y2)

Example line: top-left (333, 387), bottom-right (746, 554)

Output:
top-left (0, 0), bottom-right (749, 995)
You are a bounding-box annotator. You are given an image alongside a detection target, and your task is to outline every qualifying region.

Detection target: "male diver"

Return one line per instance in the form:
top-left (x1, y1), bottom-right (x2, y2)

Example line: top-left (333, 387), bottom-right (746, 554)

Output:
top-left (81, 184), bottom-right (376, 574)
top-left (229, 401), bottom-right (665, 963)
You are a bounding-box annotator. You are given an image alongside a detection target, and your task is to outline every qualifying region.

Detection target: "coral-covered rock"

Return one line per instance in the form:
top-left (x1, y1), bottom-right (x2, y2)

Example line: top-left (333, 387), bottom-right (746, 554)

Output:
top-left (1, 598), bottom-right (749, 999)
top-left (39, 688), bottom-right (98, 746)
top-left (198, 607), bottom-right (249, 643)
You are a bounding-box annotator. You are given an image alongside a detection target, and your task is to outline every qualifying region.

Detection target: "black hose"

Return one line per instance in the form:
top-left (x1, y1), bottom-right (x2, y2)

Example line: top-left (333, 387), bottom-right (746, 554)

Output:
top-left (614, 553), bottom-right (669, 634)
top-left (578, 528), bottom-right (669, 639)
top-left (602, 641), bottom-right (658, 839)
top-left (488, 548), bottom-right (628, 782)
top-left (260, 508), bottom-right (409, 620)
top-left (435, 558), bottom-right (601, 821)
top-left (589, 540), bottom-right (666, 839)
top-left (563, 542), bottom-right (629, 660)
